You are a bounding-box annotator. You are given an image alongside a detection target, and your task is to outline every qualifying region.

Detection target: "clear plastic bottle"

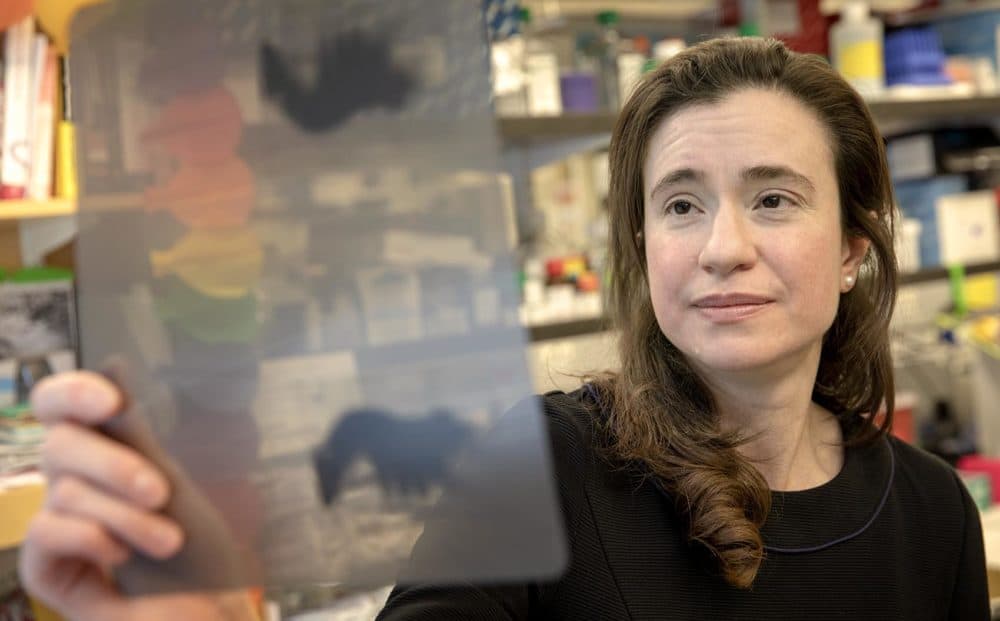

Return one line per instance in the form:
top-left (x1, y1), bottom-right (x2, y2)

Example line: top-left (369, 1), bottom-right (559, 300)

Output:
top-left (489, 29), bottom-right (527, 116)
top-left (596, 10), bottom-right (622, 111)
top-left (829, 1), bottom-right (885, 97)
top-left (521, 8), bottom-right (562, 116)
top-left (616, 36), bottom-right (647, 106)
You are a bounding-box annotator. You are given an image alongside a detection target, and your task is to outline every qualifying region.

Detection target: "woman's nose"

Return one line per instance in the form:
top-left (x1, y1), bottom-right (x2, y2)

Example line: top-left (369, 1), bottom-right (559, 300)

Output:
top-left (697, 201), bottom-right (758, 276)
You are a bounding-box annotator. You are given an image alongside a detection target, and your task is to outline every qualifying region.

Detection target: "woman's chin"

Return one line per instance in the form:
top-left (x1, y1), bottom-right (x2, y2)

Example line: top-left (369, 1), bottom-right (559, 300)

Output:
top-left (680, 342), bottom-right (811, 378)
top-left (693, 355), bottom-right (776, 375)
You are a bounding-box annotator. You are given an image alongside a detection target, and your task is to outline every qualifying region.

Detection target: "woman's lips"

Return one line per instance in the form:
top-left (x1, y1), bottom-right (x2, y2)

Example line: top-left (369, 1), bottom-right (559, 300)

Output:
top-left (692, 294), bottom-right (773, 323)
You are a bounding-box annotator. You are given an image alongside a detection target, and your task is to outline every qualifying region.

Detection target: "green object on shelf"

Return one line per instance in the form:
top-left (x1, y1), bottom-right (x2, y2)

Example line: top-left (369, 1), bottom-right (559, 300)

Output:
top-left (596, 10), bottom-right (619, 26)
top-left (9, 266), bottom-right (73, 283)
top-left (739, 22), bottom-right (761, 37)
top-left (948, 263), bottom-right (967, 317)
top-left (0, 402), bottom-right (31, 418)
top-left (959, 472), bottom-right (992, 511)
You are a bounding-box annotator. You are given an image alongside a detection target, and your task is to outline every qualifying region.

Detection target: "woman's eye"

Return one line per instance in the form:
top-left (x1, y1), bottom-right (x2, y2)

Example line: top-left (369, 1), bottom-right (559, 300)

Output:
top-left (667, 200), bottom-right (694, 215)
top-left (760, 194), bottom-right (792, 209)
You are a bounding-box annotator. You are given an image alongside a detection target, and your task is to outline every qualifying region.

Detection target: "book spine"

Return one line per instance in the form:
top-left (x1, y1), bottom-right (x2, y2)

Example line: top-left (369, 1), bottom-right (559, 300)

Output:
top-left (0, 16), bottom-right (34, 199)
top-left (27, 45), bottom-right (56, 201)
top-left (0, 55), bottom-right (5, 188)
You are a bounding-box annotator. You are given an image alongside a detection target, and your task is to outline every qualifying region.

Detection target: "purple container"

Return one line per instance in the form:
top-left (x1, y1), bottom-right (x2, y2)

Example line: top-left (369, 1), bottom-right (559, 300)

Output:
top-left (560, 72), bottom-right (599, 112)
top-left (885, 27), bottom-right (951, 86)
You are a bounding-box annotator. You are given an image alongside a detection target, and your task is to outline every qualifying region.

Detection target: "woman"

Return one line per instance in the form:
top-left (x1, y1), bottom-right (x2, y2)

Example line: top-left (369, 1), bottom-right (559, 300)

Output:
top-left (20, 37), bottom-right (988, 620)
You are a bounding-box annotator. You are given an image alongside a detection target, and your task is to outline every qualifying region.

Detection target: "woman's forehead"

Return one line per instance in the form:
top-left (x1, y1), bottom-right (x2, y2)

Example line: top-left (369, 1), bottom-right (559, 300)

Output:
top-left (643, 89), bottom-right (836, 192)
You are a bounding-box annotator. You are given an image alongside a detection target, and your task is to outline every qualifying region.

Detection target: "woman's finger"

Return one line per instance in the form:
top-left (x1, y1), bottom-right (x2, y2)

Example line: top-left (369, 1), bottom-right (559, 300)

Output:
top-left (19, 511), bottom-right (132, 621)
top-left (47, 475), bottom-right (184, 560)
top-left (22, 509), bottom-right (130, 574)
top-left (31, 371), bottom-right (122, 425)
top-left (42, 423), bottom-right (171, 510)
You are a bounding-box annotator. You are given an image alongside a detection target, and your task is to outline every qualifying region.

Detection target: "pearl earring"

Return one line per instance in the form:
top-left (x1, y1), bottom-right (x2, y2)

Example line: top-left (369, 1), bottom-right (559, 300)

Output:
top-left (844, 274), bottom-right (856, 287)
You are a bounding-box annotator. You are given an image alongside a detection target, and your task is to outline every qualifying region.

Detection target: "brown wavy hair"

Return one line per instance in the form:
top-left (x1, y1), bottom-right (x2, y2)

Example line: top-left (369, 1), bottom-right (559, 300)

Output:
top-left (589, 37), bottom-right (898, 588)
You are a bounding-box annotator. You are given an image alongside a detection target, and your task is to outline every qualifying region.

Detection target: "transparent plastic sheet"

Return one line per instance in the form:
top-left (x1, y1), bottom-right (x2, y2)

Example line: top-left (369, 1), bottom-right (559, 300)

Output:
top-left (70, 0), bottom-right (566, 594)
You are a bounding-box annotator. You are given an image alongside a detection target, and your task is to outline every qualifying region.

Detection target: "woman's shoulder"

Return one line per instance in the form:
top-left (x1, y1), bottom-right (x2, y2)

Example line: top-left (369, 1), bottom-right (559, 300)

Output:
top-left (885, 435), bottom-right (973, 521)
top-left (530, 386), bottom-right (611, 461)
top-left (887, 435), bottom-right (960, 487)
top-left (539, 385), bottom-right (603, 430)
top-left (499, 386), bottom-right (614, 484)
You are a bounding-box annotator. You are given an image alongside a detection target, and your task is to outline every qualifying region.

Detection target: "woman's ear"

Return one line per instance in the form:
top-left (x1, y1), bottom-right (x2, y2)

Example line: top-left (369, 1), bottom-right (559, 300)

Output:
top-left (841, 234), bottom-right (871, 280)
top-left (841, 209), bottom-right (879, 282)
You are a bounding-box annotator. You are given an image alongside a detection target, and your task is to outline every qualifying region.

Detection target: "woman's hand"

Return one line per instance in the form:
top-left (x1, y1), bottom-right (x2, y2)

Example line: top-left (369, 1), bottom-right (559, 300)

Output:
top-left (18, 371), bottom-right (257, 621)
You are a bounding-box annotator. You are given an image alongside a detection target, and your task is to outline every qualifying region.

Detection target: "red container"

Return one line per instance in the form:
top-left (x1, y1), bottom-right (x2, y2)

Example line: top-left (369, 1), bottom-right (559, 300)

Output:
top-left (957, 454), bottom-right (1000, 507)
top-left (0, 0), bottom-right (33, 32)
top-left (892, 393), bottom-right (916, 444)
top-left (873, 392), bottom-right (916, 444)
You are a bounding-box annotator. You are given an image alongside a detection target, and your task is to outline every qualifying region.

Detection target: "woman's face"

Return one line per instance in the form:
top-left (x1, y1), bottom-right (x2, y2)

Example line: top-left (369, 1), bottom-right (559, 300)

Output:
top-left (641, 88), bottom-right (869, 376)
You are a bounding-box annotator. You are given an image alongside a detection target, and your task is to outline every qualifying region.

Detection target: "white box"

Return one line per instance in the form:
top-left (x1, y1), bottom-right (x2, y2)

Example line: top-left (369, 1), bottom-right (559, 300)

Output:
top-left (970, 344), bottom-right (1000, 456)
top-left (896, 217), bottom-right (922, 273)
top-left (936, 190), bottom-right (1000, 265)
top-left (525, 53), bottom-right (562, 116)
top-left (887, 133), bottom-right (935, 182)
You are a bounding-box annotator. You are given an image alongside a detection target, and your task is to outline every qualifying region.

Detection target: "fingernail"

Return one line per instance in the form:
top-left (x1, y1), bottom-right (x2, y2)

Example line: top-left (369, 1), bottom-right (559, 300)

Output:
top-left (83, 383), bottom-right (119, 414)
top-left (154, 524), bottom-right (183, 556)
top-left (133, 471), bottom-right (166, 505)
top-left (112, 545), bottom-right (131, 565)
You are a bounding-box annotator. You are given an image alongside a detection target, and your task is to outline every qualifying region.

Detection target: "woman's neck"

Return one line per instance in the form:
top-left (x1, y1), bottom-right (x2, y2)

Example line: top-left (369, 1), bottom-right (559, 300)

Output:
top-left (697, 343), bottom-right (845, 492)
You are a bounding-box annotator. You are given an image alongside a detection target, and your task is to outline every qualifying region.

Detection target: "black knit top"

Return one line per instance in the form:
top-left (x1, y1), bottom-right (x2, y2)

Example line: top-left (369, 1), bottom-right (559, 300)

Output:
top-left (377, 388), bottom-right (989, 620)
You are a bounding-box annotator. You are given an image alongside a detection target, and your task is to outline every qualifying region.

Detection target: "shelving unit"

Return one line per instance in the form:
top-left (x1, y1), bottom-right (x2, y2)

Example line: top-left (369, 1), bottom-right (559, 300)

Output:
top-left (868, 92), bottom-right (1000, 130)
top-left (0, 198), bottom-right (75, 220)
top-left (499, 113), bottom-right (614, 147)
top-left (882, 0), bottom-right (1000, 27)
top-left (901, 259), bottom-right (1000, 285)
top-left (530, 315), bottom-right (608, 342)
top-left (499, 93), bottom-right (1000, 150)
top-left (526, 0), bottom-right (716, 21)
top-left (0, 474), bottom-right (45, 549)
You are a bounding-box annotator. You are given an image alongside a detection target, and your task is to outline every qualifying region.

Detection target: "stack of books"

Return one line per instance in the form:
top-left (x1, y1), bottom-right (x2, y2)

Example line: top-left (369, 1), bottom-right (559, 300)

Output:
top-left (0, 14), bottom-right (58, 202)
top-left (0, 406), bottom-right (43, 476)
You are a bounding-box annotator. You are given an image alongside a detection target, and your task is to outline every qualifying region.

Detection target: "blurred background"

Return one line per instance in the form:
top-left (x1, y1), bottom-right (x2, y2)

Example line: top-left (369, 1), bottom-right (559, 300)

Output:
top-left (4, 0), bottom-right (1000, 618)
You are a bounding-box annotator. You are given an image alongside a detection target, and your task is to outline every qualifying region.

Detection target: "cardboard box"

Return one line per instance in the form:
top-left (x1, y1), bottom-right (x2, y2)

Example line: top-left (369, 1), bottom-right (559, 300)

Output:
top-left (936, 190), bottom-right (1000, 266)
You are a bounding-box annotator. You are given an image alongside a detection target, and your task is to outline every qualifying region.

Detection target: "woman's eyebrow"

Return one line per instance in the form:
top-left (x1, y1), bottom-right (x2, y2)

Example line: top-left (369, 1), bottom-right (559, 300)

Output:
top-left (649, 168), bottom-right (705, 200)
top-left (741, 165), bottom-right (816, 194)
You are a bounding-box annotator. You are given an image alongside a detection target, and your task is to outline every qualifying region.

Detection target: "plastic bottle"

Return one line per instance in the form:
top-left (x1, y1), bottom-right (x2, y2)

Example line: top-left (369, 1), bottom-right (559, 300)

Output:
top-left (643, 38), bottom-right (685, 73)
top-left (616, 36), bottom-right (648, 106)
top-left (653, 39), bottom-right (685, 63)
top-left (596, 10), bottom-right (622, 111)
top-left (521, 8), bottom-right (562, 116)
top-left (489, 27), bottom-right (527, 116)
top-left (829, 0), bottom-right (885, 97)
